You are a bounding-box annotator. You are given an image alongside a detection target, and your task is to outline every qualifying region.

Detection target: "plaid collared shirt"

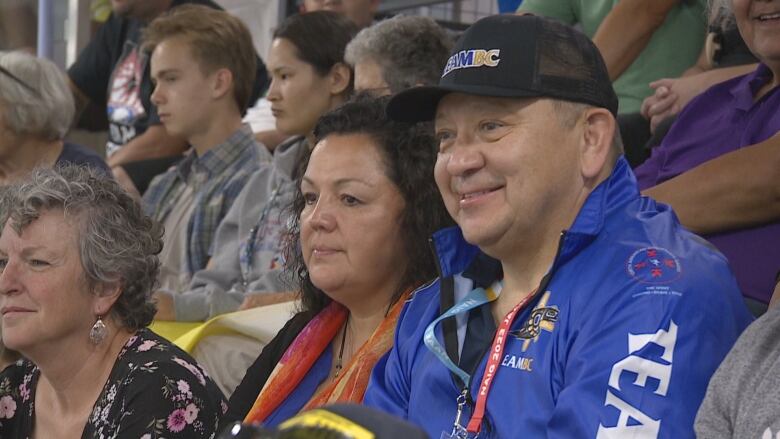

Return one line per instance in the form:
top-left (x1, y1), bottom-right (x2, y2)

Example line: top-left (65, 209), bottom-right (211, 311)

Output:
top-left (143, 124), bottom-right (270, 276)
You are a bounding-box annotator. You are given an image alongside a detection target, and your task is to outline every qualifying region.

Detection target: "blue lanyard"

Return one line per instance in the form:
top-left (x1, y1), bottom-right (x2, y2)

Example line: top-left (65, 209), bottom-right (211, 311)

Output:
top-left (424, 281), bottom-right (503, 385)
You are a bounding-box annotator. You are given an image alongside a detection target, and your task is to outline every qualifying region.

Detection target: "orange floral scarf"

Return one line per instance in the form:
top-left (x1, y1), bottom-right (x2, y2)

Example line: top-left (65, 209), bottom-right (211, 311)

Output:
top-left (244, 289), bottom-right (411, 424)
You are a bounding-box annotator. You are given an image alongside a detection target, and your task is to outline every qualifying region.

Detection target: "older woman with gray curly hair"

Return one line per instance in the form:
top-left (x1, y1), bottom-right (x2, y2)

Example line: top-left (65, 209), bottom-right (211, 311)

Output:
top-left (0, 165), bottom-right (226, 438)
top-left (344, 15), bottom-right (452, 96)
top-left (0, 51), bottom-right (108, 185)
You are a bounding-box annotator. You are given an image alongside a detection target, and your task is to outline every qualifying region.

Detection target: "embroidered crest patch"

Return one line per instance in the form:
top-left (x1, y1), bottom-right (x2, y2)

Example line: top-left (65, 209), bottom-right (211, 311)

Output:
top-left (626, 247), bottom-right (681, 284)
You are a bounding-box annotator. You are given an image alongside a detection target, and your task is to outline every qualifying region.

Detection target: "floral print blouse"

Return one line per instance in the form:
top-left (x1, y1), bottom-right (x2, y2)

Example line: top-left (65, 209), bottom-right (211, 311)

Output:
top-left (0, 328), bottom-right (227, 439)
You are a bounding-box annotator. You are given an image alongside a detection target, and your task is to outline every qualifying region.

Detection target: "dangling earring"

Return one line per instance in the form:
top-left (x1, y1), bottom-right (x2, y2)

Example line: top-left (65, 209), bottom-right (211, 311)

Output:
top-left (89, 315), bottom-right (108, 345)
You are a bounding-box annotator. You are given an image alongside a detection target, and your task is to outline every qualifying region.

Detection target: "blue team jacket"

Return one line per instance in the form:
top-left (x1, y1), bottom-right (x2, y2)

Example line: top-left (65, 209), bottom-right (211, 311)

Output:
top-left (364, 157), bottom-right (753, 438)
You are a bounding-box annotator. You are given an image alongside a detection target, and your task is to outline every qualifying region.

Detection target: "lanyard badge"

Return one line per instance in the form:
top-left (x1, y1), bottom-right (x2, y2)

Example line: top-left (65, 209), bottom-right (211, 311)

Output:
top-left (427, 280), bottom-right (537, 437)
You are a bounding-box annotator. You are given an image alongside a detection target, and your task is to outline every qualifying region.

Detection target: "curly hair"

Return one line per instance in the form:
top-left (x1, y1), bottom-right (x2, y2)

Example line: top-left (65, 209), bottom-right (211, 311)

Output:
top-left (0, 165), bottom-right (163, 330)
top-left (344, 15), bottom-right (453, 94)
top-left (284, 95), bottom-right (454, 314)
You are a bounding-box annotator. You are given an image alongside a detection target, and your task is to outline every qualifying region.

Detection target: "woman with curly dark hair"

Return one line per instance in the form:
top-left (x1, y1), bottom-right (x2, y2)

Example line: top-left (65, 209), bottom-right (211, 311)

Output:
top-left (224, 96), bottom-right (452, 428)
top-left (0, 165), bottom-right (226, 438)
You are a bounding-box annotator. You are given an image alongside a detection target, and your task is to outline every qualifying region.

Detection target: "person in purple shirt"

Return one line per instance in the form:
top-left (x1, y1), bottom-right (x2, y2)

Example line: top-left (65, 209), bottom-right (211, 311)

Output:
top-left (634, 0), bottom-right (780, 311)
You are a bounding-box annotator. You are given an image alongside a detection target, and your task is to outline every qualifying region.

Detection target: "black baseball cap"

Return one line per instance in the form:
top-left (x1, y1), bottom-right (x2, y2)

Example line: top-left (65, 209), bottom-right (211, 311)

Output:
top-left (386, 14), bottom-right (619, 122)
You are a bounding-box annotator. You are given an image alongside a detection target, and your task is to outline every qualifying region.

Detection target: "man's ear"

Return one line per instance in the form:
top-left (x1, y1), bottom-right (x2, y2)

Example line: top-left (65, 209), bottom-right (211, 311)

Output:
top-left (212, 68), bottom-right (234, 100)
top-left (328, 62), bottom-right (352, 96)
top-left (580, 108), bottom-right (615, 183)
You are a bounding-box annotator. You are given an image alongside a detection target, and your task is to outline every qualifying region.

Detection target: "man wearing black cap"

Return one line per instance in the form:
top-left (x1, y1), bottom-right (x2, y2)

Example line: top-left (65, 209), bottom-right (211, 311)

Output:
top-left (364, 14), bottom-right (752, 438)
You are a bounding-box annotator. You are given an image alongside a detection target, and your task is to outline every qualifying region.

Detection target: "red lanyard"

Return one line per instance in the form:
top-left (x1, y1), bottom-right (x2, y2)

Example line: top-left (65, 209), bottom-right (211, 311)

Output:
top-left (465, 290), bottom-right (536, 434)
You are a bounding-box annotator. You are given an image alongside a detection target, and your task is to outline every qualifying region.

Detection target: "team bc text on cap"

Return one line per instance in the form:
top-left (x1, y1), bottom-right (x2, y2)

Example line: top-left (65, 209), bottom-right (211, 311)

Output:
top-left (442, 49), bottom-right (501, 76)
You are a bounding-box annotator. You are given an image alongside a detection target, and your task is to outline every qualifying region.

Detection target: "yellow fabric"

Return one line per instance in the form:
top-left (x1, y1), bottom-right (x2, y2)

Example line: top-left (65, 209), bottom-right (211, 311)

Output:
top-left (149, 321), bottom-right (201, 343)
top-left (150, 301), bottom-right (298, 353)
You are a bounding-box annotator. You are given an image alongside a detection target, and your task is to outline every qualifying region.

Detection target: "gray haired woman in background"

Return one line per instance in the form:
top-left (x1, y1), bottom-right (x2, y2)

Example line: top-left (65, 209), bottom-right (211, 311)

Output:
top-left (0, 51), bottom-right (108, 185)
top-left (344, 15), bottom-right (453, 96)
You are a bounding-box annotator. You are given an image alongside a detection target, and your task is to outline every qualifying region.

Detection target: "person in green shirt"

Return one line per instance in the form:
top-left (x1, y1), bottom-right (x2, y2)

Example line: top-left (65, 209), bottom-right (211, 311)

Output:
top-left (518, 0), bottom-right (706, 115)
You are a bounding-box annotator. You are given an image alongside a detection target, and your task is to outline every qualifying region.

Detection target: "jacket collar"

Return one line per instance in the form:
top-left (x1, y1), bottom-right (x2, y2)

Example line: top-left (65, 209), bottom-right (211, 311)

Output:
top-left (273, 136), bottom-right (307, 180)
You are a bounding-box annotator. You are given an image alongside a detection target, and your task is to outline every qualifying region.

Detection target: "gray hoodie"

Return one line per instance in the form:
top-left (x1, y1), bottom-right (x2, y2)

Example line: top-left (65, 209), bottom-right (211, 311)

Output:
top-left (170, 137), bottom-right (307, 321)
top-left (695, 303), bottom-right (777, 438)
